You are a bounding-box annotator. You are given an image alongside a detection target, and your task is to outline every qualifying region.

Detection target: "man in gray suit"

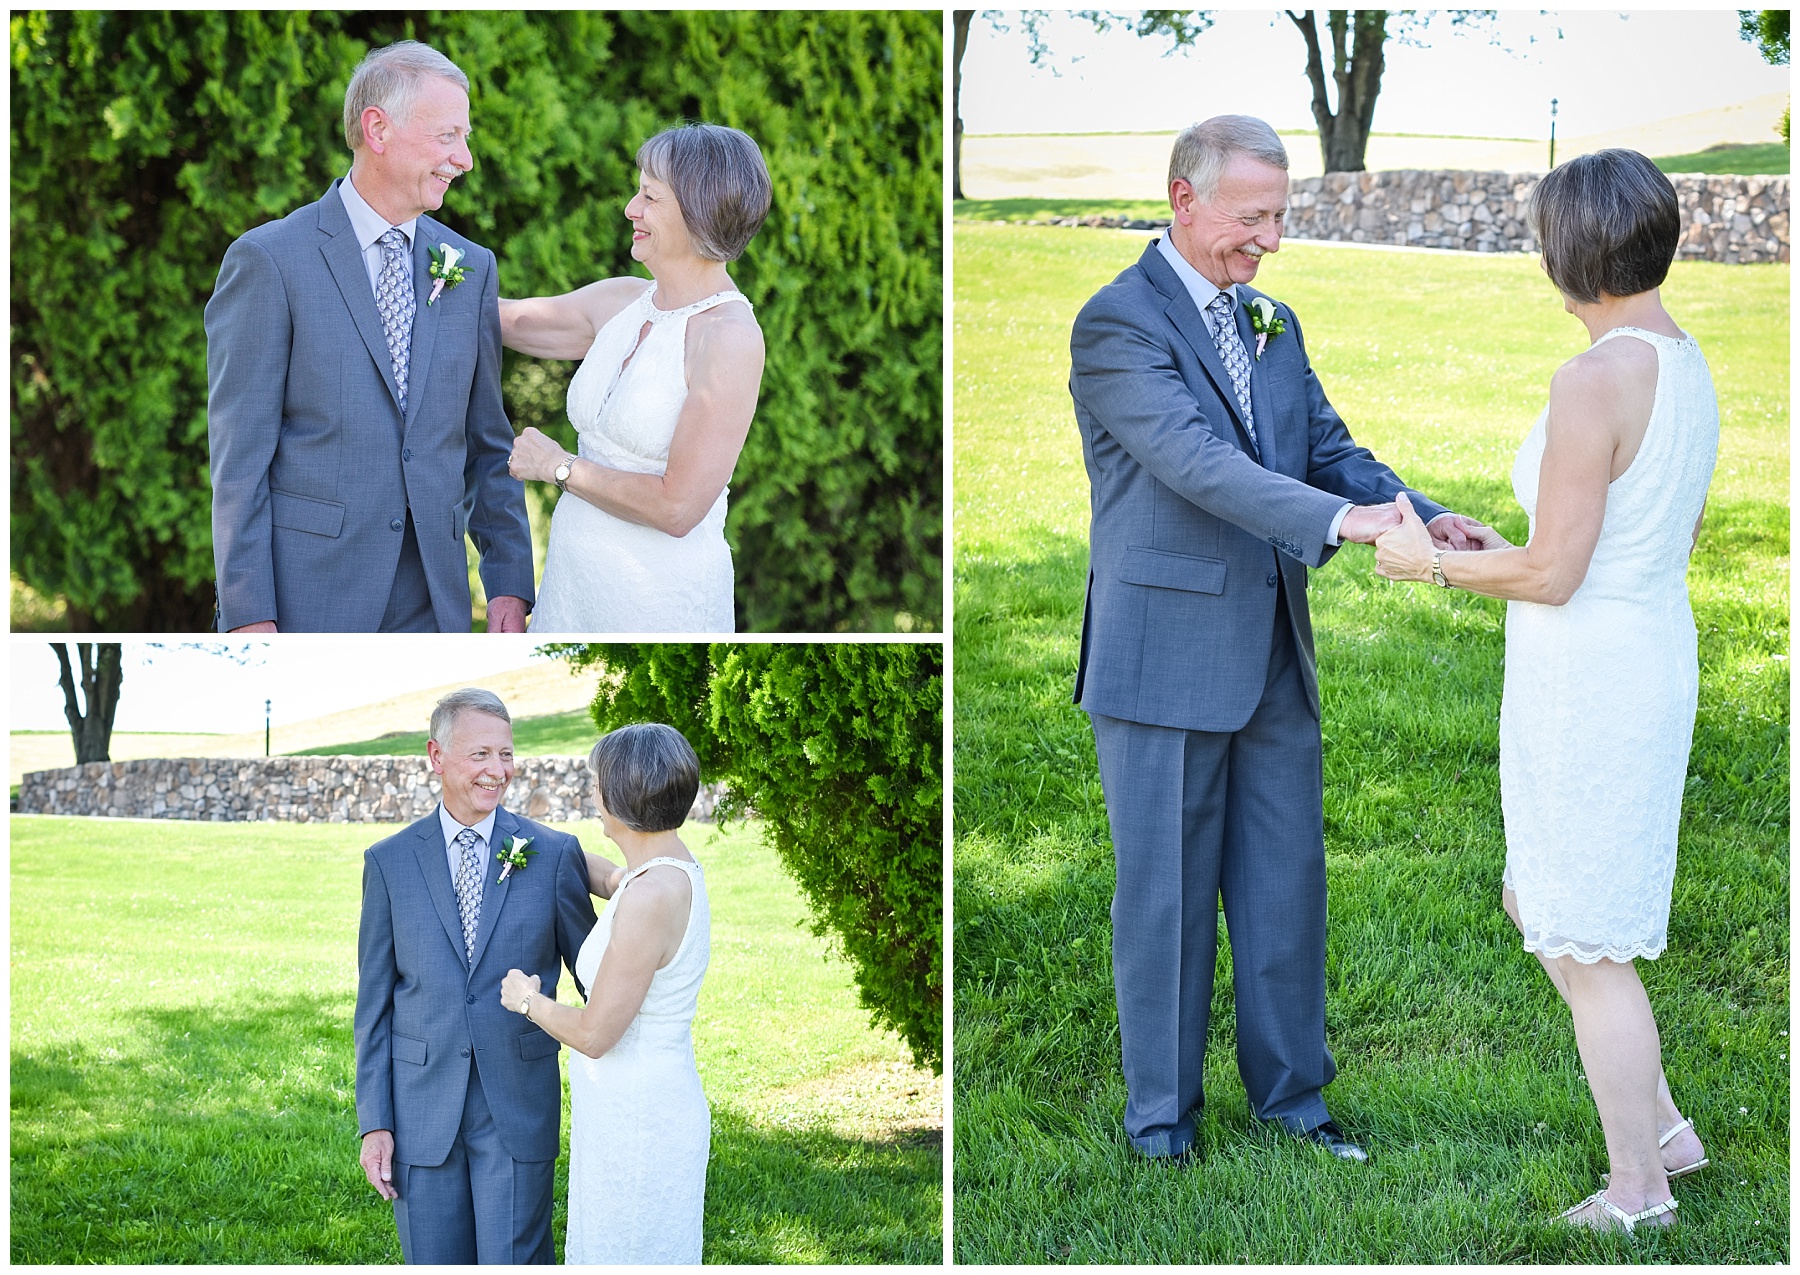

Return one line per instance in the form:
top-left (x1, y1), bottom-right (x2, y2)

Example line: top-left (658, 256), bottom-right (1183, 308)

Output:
top-left (1070, 115), bottom-right (1489, 1163)
top-left (207, 40), bottom-right (533, 632)
top-left (354, 689), bottom-right (599, 1262)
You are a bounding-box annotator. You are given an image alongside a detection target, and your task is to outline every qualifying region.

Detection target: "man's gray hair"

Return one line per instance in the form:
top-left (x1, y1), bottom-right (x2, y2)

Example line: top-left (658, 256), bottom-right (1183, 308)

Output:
top-left (429, 688), bottom-right (511, 747)
top-left (1168, 115), bottom-right (1289, 204)
top-left (343, 40), bottom-right (470, 151)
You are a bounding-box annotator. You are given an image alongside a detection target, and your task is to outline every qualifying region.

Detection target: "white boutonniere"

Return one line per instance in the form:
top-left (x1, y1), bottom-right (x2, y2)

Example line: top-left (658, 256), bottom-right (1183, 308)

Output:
top-left (496, 835), bottom-right (535, 881)
top-left (1247, 295), bottom-right (1287, 360)
top-left (426, 244), bottom-right (468, 306)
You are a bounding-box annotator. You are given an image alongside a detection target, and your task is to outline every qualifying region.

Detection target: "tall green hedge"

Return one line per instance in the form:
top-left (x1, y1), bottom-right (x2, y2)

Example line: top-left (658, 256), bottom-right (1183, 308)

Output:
top-left (553, 641), bottom-right (943, 1072)
top-left (11, 11), bottom-right (941, 631)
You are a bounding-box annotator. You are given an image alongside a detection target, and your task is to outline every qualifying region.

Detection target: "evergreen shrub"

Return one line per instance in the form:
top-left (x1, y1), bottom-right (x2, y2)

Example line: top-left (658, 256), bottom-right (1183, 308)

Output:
top-left (555, 641), bottom-right (943, 1071)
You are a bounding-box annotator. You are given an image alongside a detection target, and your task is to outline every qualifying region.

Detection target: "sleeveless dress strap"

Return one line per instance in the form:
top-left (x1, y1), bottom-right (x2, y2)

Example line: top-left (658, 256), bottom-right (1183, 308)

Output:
top-left (617, 855), bottom-right (702, 889)
top-left (1590, 324), bottom-right (1692, 348)
top-left (642, 289), bottom-right (752, 323)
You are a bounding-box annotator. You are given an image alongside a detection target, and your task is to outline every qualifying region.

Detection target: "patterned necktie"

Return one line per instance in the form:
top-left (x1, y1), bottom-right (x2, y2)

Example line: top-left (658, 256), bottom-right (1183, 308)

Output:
top-left (1206, 290), bottom-right (1257, 448)
top-left (452, 827), bottom-right (482, 961)
top-left (376, 228), bottom-right (415, 414)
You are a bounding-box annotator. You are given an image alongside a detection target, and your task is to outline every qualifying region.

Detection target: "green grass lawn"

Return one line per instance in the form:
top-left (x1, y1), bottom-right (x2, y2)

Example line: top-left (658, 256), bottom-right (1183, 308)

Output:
top-left (1654, 141), bottom-right (1790, 176)
top-left (11, 817), bottom-right (940, 1264)
top-left (952, 222), bottom-right (1787, 1262)
top-left (285, 708), bottom-right (598, 759)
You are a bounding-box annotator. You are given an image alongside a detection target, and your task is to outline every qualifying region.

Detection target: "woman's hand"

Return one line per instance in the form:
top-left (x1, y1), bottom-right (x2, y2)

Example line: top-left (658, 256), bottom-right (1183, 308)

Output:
top-left (585, 850), bottom-right (625, 899)
top-left (500, 968), bottom-right (541, 1014)
top-left (508, 427), bottom-right (571, 485)
top-left (1375, 491), bottom-right (1439, 583)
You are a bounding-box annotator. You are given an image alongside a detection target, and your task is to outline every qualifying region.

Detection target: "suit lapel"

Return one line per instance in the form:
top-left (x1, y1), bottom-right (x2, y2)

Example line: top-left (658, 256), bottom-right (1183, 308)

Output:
top-left (1236, 293), bottom-right (1278, 472)
top-left (410, 809), bottom-right (468, 971)
top-left (467, 807), bottom-right (518, 976)
top-left (405, 219), bottom-right (443, 431)
top-left (317, 182), bottom-right (405, 415)
top-left (1141, 244), bottom-right (1259, 460)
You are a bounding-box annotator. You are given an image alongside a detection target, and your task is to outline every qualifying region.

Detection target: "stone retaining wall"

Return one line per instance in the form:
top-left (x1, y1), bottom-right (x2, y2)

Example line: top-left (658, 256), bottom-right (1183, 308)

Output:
top-left (16, 755), bottom-right (723, 825)
top-left (1022, 171), bottom-right (1789, 263)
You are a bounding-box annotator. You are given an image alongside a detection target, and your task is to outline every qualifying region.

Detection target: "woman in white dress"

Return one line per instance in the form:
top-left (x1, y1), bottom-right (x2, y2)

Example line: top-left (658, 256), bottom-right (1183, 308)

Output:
top-left (1375, 150), bottom-right (1717, 1233)
top-left (499, 723), bottom-right (712, 1263)
top-left (499, 124), bottom-right (771, 632)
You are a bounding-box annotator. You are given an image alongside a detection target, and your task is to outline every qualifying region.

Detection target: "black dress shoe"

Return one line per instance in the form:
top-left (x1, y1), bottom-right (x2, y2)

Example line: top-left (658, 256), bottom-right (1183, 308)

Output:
top-left (1297, 1120), bottom-right (1370, 1163)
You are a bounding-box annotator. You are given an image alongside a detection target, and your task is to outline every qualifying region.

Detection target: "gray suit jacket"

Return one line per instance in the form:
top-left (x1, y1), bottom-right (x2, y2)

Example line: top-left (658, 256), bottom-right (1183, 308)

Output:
top-left (1070, 240), bottom-right (1447, 732)
top-left (354, 807), bottom-right (596, 1167)
top-left (206, 180), bottom-right (534, 631)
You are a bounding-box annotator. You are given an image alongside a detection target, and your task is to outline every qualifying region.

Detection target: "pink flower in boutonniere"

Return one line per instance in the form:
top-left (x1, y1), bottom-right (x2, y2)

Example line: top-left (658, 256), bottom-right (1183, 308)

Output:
top-left (1247, 295), bottom-right (1287, 360)
top-left (427, 243), bottom-right (468, 306)
top-left (496, 835), bottom-right (535, 881)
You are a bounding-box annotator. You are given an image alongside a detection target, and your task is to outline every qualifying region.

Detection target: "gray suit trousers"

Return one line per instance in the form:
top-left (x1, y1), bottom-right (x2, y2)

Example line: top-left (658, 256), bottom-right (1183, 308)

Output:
top-left (391, 1062), bottom-right (553, 1264)
top-left (1091, 591), bottom-right (1336, 1157)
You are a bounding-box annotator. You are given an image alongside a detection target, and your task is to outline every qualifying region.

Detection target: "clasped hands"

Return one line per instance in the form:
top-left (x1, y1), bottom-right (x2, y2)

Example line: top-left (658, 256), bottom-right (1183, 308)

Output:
top-left (1340, 493), bottom-right (1508, 583)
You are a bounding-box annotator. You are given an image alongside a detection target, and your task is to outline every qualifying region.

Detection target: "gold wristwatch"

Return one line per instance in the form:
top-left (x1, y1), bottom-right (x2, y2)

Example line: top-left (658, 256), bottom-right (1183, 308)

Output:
top-left (553, 456), bottom-right (574, 493)
top-left (1430, 552), bottom-right (1449, 588)
top-left (518, 991), bottom-right (534, 1018)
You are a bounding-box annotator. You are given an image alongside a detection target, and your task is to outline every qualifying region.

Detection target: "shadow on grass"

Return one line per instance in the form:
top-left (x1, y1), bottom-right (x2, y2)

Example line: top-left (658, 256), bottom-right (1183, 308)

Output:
top-left (12, 997), bottom-right (941, 1265)
top-left (705, 1110), bottom-right (941, 1264)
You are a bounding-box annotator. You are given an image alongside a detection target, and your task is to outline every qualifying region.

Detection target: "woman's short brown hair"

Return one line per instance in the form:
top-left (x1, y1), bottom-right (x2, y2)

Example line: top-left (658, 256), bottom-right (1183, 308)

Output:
top-left (1527, 149), bottom-right (1680, 304)
top-left (636, 123), bottom-right (772, 262)
top-left (588, 723), bottom-right (701, 833)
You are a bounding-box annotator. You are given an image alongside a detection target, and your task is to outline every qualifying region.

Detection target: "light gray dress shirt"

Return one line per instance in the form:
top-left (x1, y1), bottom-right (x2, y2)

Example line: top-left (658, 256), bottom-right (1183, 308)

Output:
top-left (339, 171), bottom-right (417, 295)
top-left (438, 805), bottom-right (499, 882)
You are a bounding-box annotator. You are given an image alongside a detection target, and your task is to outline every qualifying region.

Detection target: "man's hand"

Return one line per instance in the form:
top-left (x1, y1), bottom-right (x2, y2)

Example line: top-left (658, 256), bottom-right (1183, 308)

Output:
top-left (229, 621), bottom-right (279, 633)
top-left (486, 596), bottom-right (529, 633)
top-left (361, 1129), bottom-right (398, 1201)
top-left (1428, 512), bottom-right (1510, 552)
top-left (1338, 503), bottom-right (1401, 545)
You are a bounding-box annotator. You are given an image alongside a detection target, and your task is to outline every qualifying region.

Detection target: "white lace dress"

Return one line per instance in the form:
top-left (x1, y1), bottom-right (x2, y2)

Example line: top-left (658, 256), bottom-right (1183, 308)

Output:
top-left (1500, 327), bottom-right (1719, 963)
top-left (565, 856), bottom-right (711, 1264)
top-left (531, 285), bottom-right (750, 633)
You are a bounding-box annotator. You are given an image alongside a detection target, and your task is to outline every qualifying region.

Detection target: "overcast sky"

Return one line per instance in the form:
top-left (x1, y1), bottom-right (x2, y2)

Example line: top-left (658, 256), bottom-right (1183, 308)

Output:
top-left (11, 639), bottom-right (554, 734)
top-left (961, 9), bottom-right (1791, 140)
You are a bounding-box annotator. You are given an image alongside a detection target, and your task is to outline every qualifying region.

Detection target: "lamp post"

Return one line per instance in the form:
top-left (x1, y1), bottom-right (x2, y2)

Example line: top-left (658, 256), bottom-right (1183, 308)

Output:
top-left (265, 699), bottom-right (272, 758)
top-left (1548, 98), bottom-right (1558, 170)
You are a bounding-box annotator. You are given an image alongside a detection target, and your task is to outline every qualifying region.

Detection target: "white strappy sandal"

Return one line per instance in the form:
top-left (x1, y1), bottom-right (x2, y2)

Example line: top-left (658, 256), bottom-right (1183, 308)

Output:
top-left (1659, 1117), bottom-right (1711, 1180)
top-left (1557, 1189), bottom-right (1677, 1233)
top-left (1602, 1117), bottom-right (1709, 1186)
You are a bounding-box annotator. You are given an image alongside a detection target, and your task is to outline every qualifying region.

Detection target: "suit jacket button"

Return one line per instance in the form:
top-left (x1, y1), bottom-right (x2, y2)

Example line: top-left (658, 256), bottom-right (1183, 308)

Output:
top-left (390, 518), bottom-right (404, 532)
top-left (460, 1047), bottom-right (471, 1058)
top-left (1267, 572), bottom-right (1279, 587)
top-left (466, 994), bottom-right (476, 1004)
top-left (403, 448), bottom-right (412, 462)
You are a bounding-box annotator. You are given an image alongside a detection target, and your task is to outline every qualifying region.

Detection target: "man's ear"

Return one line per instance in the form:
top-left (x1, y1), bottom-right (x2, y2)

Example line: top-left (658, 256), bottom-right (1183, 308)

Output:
top-left (1170, 177), bottom-right (1196, 227)
top-left (361, 105), bottom-right (390, 154)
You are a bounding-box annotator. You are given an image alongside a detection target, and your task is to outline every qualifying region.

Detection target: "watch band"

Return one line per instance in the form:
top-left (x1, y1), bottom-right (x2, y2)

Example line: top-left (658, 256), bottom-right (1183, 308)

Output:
top-left (1430, 552), bottom-right (1449, 588)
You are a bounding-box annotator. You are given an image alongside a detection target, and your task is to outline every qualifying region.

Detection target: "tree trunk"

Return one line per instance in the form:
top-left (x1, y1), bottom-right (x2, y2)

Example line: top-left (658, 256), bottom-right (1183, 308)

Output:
top-left (1287, 9), bottom-right (1387, 172)
top-left (953, 11), bottom-right (973, 200)
top-left (54, 642), bottom-right (123, 764)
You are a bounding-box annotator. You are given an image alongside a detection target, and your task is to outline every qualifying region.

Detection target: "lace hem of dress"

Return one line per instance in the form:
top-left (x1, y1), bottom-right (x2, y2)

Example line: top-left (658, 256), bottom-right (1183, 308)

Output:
top-left (1521, 932), bottom-right (1667, 964)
